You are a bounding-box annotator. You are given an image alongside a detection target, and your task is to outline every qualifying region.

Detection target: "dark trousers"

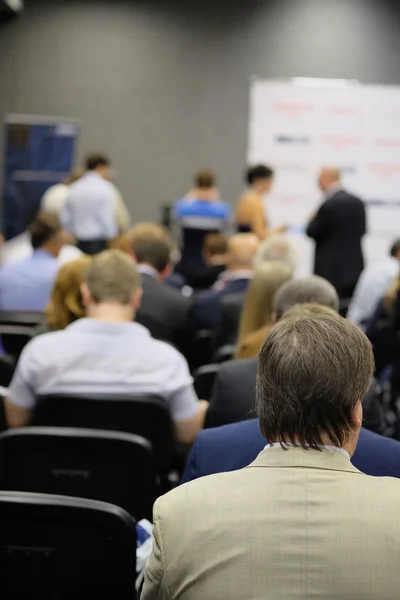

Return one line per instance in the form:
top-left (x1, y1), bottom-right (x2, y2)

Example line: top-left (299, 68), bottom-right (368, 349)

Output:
top-left (77, 239), bottom-right (108, 255)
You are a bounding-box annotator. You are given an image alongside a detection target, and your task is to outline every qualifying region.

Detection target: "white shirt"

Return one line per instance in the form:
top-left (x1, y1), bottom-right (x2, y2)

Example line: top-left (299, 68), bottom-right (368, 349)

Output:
top-left (347, 257), bottom-right (399, 327)
top-left (8, 319), bottom-right (199, 423)
top-left (266, 442), bottom-right (350, 460)
top-left (0, 232), bottom-right (83, 267)
top-left (41, 183), bottom-right (69, 215)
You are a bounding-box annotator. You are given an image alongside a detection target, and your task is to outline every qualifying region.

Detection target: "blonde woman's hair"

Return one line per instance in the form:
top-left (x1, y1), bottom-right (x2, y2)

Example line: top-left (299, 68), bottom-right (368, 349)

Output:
top-left (236, 262), bottom-right (293, 352)
top-left (46, 255), bottom-right (93, 330)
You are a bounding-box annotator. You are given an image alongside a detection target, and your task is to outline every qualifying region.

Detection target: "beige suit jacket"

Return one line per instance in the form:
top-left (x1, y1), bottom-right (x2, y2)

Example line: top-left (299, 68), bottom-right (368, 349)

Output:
top-left (142, 446), bottom-right (400, 600)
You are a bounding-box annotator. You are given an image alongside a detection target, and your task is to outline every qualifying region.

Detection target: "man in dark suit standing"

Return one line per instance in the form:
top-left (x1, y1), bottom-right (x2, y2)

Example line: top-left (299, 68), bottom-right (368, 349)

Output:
top-left (306, 167), bottom-right (366, 299)
top-left (129, 224), bottom-right (194, 356)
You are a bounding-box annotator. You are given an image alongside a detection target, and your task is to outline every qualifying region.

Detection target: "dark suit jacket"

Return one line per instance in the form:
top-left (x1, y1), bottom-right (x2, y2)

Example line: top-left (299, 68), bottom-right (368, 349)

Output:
top-left (182, 419), bottom-right (400, 483)
top-left (136, 273), bottom-right (194, 355)
top-left (206, 358), bottom-right (257, 427)
top-left (306, 190), bottom-right (366, 296)
top-left (214, 291), bottom-right (246, 348)
top-left (194, 277), bottom-right (250, 330)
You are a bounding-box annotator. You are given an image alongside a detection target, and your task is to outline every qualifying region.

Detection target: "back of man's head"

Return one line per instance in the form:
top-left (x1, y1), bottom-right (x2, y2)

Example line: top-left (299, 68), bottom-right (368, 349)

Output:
top-left (29, 212), bottom-right (63, 253)
top-left (227, 233), bottom-right (259, 271)
top-left (195, 169), bottom-right (216, 190)
top-left (85, 249), bottom-right (140, 306)
top-left (274, 276), bottom-right (339, 319)
top-left (256, 313), bottom-right (374, 450)
top-left (256, 235), bottom-right (298, 271)
top-left (128, 223), bottom-right (172, 274)
top-left (85, 152), bottom-right (110, 172)
top-left (390, 239), bottom-right (400, 259)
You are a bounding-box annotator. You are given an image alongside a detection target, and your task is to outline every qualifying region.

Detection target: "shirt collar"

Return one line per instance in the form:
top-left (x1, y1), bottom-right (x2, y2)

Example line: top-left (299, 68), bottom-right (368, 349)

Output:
top-left (32, 248), bottom-right (57, 261)
top-left (265, 442), bottom-right (350, 461)
top-left (66, 317), bottom-right (150, 337)
top-left (220, 269), bottom-right (253, 283)
top-left (137, 264), bottom-right (159, 280)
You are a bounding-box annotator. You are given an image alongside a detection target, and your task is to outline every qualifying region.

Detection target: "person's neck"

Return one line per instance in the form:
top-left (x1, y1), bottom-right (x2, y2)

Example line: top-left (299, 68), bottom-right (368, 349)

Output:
top-left (86, 303), bottom-right (134, 323)
top-left (37, 245), bottom-right (59, 258)
top-left (138, 263), bottom-right (161, 281)
top-left (324, 181), bottom-right (342, 196)
top-left (227, 265), bottom-right (253, 273)
top-left (270, 432), bottom-right (358, 458)
top-left (208, 256), bottom-right (227, 266)
top-left (195, 189), bottom-right (213, 201)
top-left (250, 184), bottom-right (264, 195)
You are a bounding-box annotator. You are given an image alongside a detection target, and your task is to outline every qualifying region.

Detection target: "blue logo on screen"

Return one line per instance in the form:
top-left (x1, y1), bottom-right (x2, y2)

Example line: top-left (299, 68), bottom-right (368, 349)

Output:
top-left (275, 135), bottom-right (311, 145)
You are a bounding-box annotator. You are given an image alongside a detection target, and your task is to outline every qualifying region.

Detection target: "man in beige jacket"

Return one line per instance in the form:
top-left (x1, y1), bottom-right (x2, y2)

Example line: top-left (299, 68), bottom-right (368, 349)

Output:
top-left (143, 311), bottom-right (400, 600)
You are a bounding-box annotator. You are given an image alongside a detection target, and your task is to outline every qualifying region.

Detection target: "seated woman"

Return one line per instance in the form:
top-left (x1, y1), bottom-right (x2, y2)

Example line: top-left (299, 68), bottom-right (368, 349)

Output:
top-left (235, 262), bottom-right (292, 359)
top-left (236, 164), bottom-right (285, 239)
top-left (46, 256), bottom-right (93, 330)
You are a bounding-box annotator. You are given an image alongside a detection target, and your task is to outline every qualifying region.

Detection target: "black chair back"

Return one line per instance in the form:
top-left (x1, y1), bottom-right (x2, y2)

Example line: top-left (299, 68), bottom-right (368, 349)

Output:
top-left (32, 394), bottom-right (173, 472)
top-left (0, 311), bottom-right (46, 327)
top-left (0, 354), bottom-right (15, 388)
top-left (0, 325), bottom-right (34, 359)
top-left (0, 491), bottom-right (136, 596)
top-left (194, 364), bottom-right (221, 401)
top-left (0, 427), bottom-right (156, 520)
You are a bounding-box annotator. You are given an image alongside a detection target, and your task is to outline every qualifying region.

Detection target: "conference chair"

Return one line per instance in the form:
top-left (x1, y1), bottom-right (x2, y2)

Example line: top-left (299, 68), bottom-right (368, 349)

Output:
top-left (0, 325), bottom-right (35, 360)
top-left (194, 364), bottom-right (221, 401)
top-left (0, 427), bottom-right (156, 520)
top-left (213, 291), bottom-right (245, 349)
top-left (0, 311), bottom-right (46, 327)
top-left (213, 344), bottom-right (236, 363)
top-left (0, 491), bottom-right (136, 597)
top-left (0, 354), bottom-right (15, 388)
top-left (32, 394), bottom-right (174, 474)
top-left (192, 329), bottom-right (214, 369)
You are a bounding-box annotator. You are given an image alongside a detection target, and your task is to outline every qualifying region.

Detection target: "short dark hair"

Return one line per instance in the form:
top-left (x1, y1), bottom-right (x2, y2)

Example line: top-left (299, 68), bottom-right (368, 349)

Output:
top-left (129, 224), bottom-right (172, 273)
top-left (28, 212), bottom-right (62, 249)
top-left (204, 233), bottom-right (228, 255)
top-left (256, 313), bottom-right (374, 450)
top-left (195, 169), bottom-right (215, 189)
top-left (390, 239), bottom-right (400, 257)
top-left (246, 164), bottom-right (274, 186)
top-left (274, 276), bottom-right (339, 319)
top-left (85, 152), bottom-right (110, 171)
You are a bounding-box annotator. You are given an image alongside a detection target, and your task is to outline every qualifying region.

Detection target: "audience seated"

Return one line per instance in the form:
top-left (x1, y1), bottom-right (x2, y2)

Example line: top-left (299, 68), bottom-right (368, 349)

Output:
top-left (174, 170), bottom-right (231, 279)
top-left (45, 256), bottom-right (93, 330)
top-left (129, 223), bottom-right (195, 355)
top-left (214, 234), bottom-right (297, 348)
top-left (144, 312), bottom-right (400, 599)
top-left (206, 276), bottom-right (339, 428)
top-left (194, 233), bottom-right (258, 329)
top-left (0, 213), bottom-right (65, 311)
top-left (348, 239), bottom-right (400, 328)
top-left (185, 233), bottom-right (228, 290)
top-left (4, 250), bottom-right (207, 445)
top-left (235, 262), bottom-right (292, 359)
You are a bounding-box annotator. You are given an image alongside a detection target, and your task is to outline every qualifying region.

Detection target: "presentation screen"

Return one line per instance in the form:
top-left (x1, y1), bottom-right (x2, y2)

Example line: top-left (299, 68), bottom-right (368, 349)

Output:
top-left (248, 79), bottom-right (400, 275)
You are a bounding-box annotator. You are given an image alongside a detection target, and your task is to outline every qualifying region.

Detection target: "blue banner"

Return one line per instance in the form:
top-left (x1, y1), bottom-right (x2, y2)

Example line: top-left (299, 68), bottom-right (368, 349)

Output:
top-left (2, 117), bottom-right (79, 240)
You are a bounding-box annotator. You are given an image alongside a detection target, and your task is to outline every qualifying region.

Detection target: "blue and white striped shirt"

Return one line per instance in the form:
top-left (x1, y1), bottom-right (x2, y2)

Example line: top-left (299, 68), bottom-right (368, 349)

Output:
top-left (0, 249), bottom-right (59, 311)
top-left (61, 171), bottom-right (118, 240)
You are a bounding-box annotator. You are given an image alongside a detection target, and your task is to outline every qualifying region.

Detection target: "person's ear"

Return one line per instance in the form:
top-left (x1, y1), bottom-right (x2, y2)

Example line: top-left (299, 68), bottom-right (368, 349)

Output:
top-left (80, 283), bottom-right (92, 308)
top-left (352, 399), bottom-right (363, 430)
top-left (160, 263), bottom-right (173, 281)
top-left (132, 287), bottom-right (143, 310)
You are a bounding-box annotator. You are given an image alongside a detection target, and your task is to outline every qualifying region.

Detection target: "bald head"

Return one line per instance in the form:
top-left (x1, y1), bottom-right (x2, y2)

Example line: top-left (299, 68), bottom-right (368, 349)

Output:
top-left (318, 167), bottom-right (341, 192)
top-left (227, 233), bottom-right (259, 271)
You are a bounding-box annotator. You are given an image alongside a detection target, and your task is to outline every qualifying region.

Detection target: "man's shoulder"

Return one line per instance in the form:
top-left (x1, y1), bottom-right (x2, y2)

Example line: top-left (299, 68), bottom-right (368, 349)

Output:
top-left (22, 329), bottom-right (72, 358)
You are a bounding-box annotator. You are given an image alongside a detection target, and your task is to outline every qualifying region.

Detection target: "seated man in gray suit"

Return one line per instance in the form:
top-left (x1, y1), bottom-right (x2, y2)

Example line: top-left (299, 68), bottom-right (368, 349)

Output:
top-left (143, 311), bottom-right (400, 600)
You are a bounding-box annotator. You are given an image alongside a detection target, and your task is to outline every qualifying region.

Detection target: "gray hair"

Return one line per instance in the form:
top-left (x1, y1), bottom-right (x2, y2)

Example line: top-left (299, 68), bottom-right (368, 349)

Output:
top-left (255, 235), bottom-right (298, 272)
top-left (273, 276), bottom-right (339, 318)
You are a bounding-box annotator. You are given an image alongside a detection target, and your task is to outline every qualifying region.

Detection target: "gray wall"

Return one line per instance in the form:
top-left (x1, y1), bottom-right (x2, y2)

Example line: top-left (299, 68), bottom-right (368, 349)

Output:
top-left (1, 0), bottom-right (400, 222)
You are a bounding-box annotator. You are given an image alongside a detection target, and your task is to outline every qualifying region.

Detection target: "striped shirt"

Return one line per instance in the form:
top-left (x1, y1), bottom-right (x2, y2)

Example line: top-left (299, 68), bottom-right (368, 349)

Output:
top-left (0, 249), bottom-right (59, 311)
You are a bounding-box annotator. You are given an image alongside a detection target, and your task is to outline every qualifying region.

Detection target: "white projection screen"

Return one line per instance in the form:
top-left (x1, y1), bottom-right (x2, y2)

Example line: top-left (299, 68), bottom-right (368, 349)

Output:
top-left (248, 78), bottom-right (400, 275)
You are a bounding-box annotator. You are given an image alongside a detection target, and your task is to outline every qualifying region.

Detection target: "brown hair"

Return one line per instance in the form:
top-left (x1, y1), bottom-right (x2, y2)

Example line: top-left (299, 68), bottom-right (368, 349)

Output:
top-left (85, 249), bottom-right (140, 305)
top-left (85, 152), bottom-right (110, 171)
top-left (236, 262), bottom-right (292, 355)
top-left (128, 223), bottom-right (172, 273)
top-left (195, 169), bottom-right (215, 189)
top-left (256, 313), bottom-right (374, 449)
top-left (29, 212), bottom-right (62, 249)
top-left (46, 256), bottom-right (93, 330)
top-left (204, 233), bottom-right (228, 256)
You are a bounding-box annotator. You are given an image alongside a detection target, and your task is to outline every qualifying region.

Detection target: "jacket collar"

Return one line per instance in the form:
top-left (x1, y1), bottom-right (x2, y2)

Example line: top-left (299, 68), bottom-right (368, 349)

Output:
top-left (247, 446), bottom-right (362, 475)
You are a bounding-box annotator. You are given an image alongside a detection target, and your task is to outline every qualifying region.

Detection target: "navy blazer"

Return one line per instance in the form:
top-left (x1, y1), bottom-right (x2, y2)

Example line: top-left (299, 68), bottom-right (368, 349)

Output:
top-left (182, 419), bottom-right (400, 483)
top-left (194, 277), bottom-right (250, 329)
